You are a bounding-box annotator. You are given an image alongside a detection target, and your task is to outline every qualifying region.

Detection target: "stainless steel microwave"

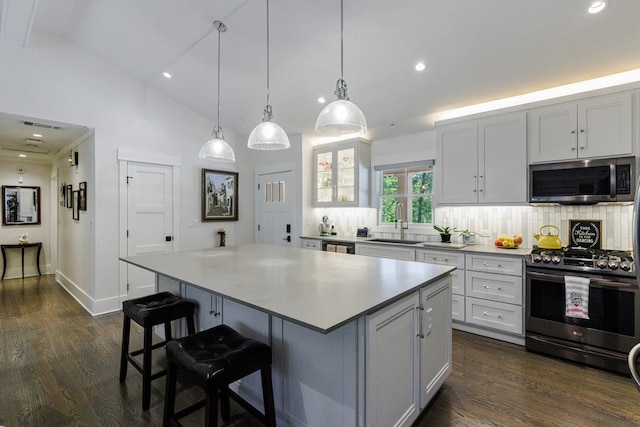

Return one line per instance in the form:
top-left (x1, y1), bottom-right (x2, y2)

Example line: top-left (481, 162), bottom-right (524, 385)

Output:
top-left (529, 156), bottom-right (636, 204)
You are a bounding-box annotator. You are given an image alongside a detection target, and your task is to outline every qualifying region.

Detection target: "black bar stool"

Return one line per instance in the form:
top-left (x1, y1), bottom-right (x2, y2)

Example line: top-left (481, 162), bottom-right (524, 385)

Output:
top-left (163, 324), bottom-right (276, 427)
top-left (119, 291), bottom-right (196, 411)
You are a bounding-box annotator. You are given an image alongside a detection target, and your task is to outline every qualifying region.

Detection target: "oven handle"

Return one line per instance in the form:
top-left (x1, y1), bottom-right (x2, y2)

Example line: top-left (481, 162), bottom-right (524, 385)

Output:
top-left (527, 270), bottom-right (638, 290)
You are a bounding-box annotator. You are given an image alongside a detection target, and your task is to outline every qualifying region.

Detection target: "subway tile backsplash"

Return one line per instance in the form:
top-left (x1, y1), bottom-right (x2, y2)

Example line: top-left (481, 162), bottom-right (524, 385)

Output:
top-left (436, 205), bottom-right (634, 250)
top-left (306, 204), bottom-right (635, 251)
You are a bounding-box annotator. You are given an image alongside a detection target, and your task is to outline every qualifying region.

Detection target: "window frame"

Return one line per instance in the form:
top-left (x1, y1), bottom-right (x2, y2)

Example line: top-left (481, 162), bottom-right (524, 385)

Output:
top-left (374, 160), bottom-right (435, 228)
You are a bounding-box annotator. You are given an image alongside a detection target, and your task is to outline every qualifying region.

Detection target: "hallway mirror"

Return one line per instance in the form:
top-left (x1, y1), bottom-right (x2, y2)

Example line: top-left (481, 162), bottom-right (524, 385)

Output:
top-left (2, 186), bottom-right (41, 226)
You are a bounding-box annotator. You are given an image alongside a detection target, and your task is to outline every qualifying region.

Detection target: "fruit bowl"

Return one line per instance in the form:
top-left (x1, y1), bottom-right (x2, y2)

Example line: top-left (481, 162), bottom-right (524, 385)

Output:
top-left (494, 235), bottom-right (523, 249)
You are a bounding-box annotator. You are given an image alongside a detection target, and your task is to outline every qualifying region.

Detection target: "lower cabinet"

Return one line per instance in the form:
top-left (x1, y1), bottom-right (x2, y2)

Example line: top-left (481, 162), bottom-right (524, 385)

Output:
top-left (464, 254), bottom-right (524, 337)
top-left (300, 237), bottom-right (321, 250)
top-left (416, 249), bottom-right (465, 322)
top-left (366, 276), bottom-right (452, 427)
top-left (356, 243), bottom-right (416, 261)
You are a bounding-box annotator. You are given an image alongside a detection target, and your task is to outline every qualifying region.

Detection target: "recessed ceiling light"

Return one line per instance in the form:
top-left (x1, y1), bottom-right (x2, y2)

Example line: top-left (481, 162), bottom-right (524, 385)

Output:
top-left (318, 97), bottom-right (326, 104)
top-left (415, 62), bottom-right (426, 72)
top-left (32, 133), bottom-right (42, 138)
top-left (19, 154), bottom-right (26, 158)
top-left (588, 0), bottom-right (609, 14)
top-left (162, 72), bottom-right (172, 79)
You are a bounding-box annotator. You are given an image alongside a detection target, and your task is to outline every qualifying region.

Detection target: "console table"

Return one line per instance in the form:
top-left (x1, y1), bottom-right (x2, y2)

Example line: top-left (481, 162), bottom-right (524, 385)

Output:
top-left (1, 242), bottom-right (42, 280)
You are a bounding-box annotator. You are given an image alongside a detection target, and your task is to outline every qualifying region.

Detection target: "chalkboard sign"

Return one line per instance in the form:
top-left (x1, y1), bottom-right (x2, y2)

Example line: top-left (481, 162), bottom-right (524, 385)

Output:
top-left (569, 220), bottom-right (602, 249)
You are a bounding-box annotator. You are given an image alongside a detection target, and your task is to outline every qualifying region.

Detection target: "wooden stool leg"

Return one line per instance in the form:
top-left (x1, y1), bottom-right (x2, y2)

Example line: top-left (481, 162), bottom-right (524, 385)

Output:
top-left (261, 366), bottom-right (277, 427)
top-left (163, 361), bottom-right (178, 427)
top-left (142, 326), bottom-right (153, 411)
top-left (205, 388), bottom-right (219, 427)
top-left (119, 315), bottom-right (131, 383)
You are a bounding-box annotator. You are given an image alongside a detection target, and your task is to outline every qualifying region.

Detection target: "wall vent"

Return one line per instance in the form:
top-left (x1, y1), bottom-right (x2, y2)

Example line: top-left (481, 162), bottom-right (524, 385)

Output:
top-left (22, 120), bottom-right (63, 130)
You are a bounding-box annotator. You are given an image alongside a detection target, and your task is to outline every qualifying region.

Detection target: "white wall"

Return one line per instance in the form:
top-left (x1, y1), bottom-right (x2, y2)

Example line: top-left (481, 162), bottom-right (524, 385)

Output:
top-left (0, 30), bottom-right (253, 314)
top-left (0, 159), bottom-right (50, 279)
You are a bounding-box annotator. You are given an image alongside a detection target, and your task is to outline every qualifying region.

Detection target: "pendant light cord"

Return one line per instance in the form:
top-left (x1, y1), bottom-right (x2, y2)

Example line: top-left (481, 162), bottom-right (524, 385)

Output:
top-left (266, 0), bottom-right (271, 107)
top-left (340, 0), bottom-right (344, 80)
top-left (217, 25), bottom-right (222, 127)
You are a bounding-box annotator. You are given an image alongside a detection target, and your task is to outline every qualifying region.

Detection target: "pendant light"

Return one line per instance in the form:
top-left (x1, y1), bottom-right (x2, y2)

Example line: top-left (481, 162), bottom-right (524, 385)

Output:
top-left (199, 20), bottom-right (236, 162)
top-left (315, 0), bottom-right (367, 137)
top-left (248, 0), bottom-right (290, 150)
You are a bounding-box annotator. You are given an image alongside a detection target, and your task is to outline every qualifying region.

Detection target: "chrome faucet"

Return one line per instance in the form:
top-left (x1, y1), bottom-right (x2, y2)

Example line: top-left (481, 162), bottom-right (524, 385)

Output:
top-left (395, 202), bottom-right (409, 240)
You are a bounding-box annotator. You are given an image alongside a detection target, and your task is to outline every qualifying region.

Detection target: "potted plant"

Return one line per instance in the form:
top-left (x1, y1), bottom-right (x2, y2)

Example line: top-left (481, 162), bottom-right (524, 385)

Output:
top-left (433, 225), bottom-right (452, 243)
top-left (454, 228), bottom-right (478, 245)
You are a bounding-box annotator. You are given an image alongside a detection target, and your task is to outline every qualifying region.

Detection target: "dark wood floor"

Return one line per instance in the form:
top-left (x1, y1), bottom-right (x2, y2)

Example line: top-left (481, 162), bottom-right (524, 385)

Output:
top-left (1, 275), bottom-right (639, 426)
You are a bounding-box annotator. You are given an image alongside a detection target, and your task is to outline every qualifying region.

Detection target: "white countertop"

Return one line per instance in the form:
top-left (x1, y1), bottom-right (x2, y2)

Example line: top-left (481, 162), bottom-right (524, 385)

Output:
top-left (301, 235), bottom-right (531, 257)
top-left (121, 243), bottom-right (455, 334)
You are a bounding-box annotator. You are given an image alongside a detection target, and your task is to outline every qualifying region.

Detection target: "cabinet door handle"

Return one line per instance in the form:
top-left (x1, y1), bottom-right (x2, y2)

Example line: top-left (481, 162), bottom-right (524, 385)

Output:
top-left (417, 305), bottom-right (424, 339)
top-left (580, 129), bottom-right (585, 133)
top-left (571, 130), bottom-right (576, 134)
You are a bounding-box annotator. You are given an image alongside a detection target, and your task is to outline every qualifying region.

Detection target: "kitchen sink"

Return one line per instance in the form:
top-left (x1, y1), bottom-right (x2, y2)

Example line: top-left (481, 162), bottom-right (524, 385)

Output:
top-left (365, 238), bottom-right (425, 245)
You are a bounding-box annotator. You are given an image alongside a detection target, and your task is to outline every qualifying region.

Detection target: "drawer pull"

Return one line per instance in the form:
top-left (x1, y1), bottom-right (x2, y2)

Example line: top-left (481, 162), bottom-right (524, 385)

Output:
top-left (483, 285), bottom-right (502, 291)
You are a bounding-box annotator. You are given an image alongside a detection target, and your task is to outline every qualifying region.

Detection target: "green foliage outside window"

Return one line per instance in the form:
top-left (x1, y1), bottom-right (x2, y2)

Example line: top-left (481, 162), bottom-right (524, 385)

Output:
top-left (380, 167), bottom-right (433, 224)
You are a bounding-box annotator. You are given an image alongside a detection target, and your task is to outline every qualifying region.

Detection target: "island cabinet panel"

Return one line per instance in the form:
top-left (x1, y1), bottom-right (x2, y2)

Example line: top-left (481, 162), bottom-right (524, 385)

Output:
top-left (272, 318), bottom-right (360, 427)
top-left (184, 284), bottom-right (223, 331)
top-left (419, 277), bottom-right (452, 408)
top-left (366, 292), bottom-right (421, 427)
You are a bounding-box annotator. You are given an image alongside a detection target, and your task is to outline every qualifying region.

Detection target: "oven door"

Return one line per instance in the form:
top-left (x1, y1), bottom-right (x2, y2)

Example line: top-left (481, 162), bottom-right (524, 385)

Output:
top-left (526, 268), bottom-right (640, 354)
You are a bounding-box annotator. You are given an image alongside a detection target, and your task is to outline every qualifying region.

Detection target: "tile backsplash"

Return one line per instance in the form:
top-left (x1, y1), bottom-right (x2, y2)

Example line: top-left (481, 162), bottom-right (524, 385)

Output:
top-left (306, 204), bottom-right (635, 250)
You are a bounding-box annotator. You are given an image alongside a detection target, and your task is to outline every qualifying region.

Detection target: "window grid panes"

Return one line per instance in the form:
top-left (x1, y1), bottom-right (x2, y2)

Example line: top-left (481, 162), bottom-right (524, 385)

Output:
top-left (380, 165), bottom-right (433, 225)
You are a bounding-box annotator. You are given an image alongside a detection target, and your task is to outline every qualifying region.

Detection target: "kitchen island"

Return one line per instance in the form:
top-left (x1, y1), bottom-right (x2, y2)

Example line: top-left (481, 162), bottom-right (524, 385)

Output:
top-left (121, 243), bottom-right (455, 427)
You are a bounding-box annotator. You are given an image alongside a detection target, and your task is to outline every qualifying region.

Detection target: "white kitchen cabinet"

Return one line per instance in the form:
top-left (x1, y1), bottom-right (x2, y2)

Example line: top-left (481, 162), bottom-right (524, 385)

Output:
top-left (436, 111), bottom-right (527, 204)
top-left (313, 138), bottom-right (370, 207)
top-left (464, 253), bottom-right (524, 336)
top-left (300, 238), bottom-right (321, 250)
top-left (529, 91), bottom-right (633, 163)
top-left (184, 284), bottom-right (223, 331)
top-left (366, 276), bottom-right (452, 427)
top-left (419, 278), bottom-right (452, 408)
top-left (356, 243), bottom-right (416, 261)
top-left (416, 249), bottom-right (464, 322)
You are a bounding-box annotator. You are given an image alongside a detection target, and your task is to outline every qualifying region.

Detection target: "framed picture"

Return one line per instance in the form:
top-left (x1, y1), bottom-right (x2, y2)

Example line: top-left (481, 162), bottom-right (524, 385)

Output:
top-left (79, 181), bottom-right (87, 211)
top-left (66, 184), bottom-right (73, 208)
top-left (72, 190), bottom-right (80, 220)
top-left (568, 219), bottom-right (602, 249)
top-left (60, 182), bottom-right (66, 206)
top-left (202, 169), bottom-right (238, 221)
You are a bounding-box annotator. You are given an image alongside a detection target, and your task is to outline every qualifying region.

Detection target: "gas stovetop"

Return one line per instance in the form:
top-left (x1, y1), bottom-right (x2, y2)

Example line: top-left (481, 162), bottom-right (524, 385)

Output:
top-left (526, 246), bottom-right (635, 276)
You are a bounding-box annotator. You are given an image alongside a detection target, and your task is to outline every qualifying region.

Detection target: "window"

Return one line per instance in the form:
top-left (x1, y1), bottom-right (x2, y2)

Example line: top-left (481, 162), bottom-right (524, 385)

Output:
top-left (377, 161), bottom-right (434, 225)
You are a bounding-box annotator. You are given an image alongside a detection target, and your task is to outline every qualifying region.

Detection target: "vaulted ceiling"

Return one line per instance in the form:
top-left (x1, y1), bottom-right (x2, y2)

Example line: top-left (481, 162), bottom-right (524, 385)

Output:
top-left (2, 0), bottom-right (640, 159)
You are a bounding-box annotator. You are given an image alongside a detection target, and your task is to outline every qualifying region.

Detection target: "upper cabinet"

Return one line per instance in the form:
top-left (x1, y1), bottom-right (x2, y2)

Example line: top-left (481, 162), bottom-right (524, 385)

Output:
top-left (313, 138), bottom-right (370, 207)
top-left (529, 92), bottom-right (633, 163)
top-left (436, 111), bottom-right (527, 205)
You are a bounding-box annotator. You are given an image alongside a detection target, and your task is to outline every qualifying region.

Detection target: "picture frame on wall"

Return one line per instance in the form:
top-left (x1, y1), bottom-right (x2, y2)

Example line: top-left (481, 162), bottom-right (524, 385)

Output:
top-left (79, 181), bottom-right (87, 211)
top-left (60, 182), bottom-right (66, 206)
top-left (72, 190), bottom-right (80, 220)
top-left (201, 169), bottom-right (238, 221)
top-left (66, 184), bottom-right (73, 208)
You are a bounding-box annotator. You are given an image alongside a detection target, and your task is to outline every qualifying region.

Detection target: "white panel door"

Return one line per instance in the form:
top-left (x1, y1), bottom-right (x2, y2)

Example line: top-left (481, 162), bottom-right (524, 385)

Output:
top-left (126, 162), bottom-right (173, 298)
top-left (256, 171), bottom-right (293, 247)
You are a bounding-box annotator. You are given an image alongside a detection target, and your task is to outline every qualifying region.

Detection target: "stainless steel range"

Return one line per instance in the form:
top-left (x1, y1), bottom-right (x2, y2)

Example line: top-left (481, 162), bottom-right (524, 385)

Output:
top-left (525, 246), bottom-right (640, 374)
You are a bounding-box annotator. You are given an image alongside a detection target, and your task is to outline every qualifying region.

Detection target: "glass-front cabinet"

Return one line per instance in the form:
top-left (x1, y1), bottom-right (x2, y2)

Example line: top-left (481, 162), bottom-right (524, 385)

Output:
top-left (313, 139), bottom-right (370, 207)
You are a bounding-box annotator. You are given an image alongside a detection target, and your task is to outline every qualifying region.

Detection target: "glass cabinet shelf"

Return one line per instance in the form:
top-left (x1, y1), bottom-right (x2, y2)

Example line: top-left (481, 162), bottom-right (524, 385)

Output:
top-left (312, 138), bottom-right (370, 207)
